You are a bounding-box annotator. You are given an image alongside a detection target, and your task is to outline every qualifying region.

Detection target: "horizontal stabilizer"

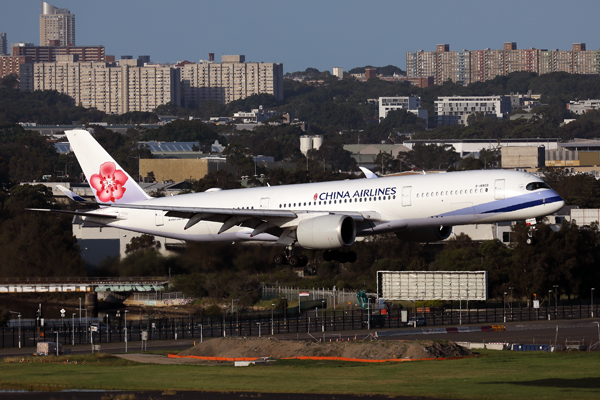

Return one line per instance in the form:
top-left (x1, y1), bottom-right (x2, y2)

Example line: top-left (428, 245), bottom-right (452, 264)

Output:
top-left (26, 208), bottom-right (118, 219)
top-left (56, 185), bottom-right (95, 204)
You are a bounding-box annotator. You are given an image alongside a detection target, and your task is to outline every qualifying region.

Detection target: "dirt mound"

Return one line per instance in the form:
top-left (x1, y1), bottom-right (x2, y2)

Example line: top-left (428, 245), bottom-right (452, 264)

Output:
top-left (179, 337), bottom-right (471, 360)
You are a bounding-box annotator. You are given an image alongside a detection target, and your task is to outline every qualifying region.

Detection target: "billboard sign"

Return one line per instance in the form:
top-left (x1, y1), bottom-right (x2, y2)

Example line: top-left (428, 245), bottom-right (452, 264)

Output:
top-left (377, 271), bottom-right (488, 301)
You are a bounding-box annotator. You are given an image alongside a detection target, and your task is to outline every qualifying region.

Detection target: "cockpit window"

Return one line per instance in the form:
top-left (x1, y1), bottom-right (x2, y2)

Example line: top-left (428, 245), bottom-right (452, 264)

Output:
top-left (526, 182), bottom-right (551, 191)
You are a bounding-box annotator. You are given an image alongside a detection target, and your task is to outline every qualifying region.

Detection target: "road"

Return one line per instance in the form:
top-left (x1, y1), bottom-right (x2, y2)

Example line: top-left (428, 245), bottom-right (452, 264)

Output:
top-left (1, 317), bottom-right (598, 358)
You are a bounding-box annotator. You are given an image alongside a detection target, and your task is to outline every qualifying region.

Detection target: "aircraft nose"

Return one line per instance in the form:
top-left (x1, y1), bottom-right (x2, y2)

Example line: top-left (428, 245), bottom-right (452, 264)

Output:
top-left (549, 190), bottom-right (565, 212)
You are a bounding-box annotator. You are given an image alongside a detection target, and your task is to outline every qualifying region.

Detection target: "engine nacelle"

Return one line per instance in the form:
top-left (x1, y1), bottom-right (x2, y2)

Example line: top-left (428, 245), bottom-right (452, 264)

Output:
top-left (395, 226), bottom-right (452, 243)
top-left (296, 215), bottom-right (356, 250)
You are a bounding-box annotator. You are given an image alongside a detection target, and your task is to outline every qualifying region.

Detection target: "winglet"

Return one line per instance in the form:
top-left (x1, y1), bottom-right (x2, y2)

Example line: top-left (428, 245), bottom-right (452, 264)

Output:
top-left (359, 167), bottom-right (378, 179)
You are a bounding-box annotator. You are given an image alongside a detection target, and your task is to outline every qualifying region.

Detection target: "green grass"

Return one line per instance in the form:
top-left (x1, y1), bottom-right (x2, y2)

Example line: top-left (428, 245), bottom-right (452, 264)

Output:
top-left (1, 351), bottom-right (599, 399)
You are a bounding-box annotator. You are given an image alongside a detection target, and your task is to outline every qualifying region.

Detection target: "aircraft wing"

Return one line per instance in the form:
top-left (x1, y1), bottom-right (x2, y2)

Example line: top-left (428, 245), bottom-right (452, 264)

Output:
top-left (96, 202), bottom-right (380, 232)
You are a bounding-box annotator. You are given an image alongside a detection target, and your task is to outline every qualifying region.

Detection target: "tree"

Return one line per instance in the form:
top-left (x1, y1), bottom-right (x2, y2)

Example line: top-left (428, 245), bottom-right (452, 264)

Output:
top-left (312, 141), bottom-right (356, 172)
top-left (404, 143), bottom-right (458, 170)
top-left (125, 234), bottom-right (160, 254)
top-left (193, 170), bottom-right (241, 192)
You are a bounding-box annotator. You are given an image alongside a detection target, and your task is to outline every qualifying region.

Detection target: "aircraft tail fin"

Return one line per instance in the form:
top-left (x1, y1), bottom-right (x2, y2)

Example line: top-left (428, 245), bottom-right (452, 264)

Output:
top-left (66, 129), bottom-right (150, 204)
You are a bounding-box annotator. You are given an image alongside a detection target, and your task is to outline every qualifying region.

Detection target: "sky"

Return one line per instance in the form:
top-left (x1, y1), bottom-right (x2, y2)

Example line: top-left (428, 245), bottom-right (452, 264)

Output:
top-left (2, 0), bottom-right (600, 74)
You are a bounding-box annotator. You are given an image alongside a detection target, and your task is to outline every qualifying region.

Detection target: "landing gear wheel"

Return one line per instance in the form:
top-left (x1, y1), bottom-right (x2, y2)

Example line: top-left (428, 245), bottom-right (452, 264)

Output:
top-left (273, 253), bottom-right (286, 265)
top-left (337, 252), bottom-right (348, 263)
top-left (323, 250), bottom-right (334, 262)
top-left (288, 256), bottom-right (300, 267)
top-left (298, 255), bottom-right (308, 267)
top-left (526, 237), bottom-right (535, 245)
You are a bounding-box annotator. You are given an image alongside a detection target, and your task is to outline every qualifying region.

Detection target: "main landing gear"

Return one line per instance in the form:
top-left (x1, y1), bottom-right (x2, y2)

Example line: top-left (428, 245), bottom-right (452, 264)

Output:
top-left (322, 249), bottom-right (357, 264)
top-left (273, 246), bottom-right (308, 267)
top-left (273, 247), bottom-right (357, 266)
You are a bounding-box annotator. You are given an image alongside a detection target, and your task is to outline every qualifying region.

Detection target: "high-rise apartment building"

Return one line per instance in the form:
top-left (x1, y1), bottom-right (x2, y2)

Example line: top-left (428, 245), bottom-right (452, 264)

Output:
top-left (0, 33), bottom-right (7, 55)
top-left (333, 67), bottom-right (343, 79)
top-left (11, 45), bottom-right (104, 62)
top-left (0, 56), bottom-right (33, 83)
top-left (180, 55), bottom-right (283, 107)
top-left (22, 57), bottom-right (180, 114)
top-left (407, 42), bottom-right (600, 86)
top-left (40, 2), bottom-right (75, 47)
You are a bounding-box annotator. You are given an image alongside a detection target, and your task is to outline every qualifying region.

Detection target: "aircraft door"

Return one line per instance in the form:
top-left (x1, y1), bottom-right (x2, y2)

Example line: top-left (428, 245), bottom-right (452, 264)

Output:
top-left (494, 179), bottom-right (505, 200)
top-left (155, 211), bottom-right (164, 226)
top-left (401, 186), bottom-right (412, 207)
top-left (260, 197), bottom-right (270, 209)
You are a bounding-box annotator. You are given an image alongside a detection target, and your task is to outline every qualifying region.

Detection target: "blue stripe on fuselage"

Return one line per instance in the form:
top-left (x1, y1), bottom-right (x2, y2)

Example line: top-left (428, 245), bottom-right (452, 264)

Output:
top-left (439, 191), bottom-right (563, 217)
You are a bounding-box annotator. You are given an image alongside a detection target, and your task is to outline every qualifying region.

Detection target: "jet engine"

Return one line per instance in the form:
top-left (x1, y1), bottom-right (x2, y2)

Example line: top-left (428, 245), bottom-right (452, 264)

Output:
top-left (395, 226), bottom-right (452, 242)
top-left (296, 214), bottom-right (356, 250)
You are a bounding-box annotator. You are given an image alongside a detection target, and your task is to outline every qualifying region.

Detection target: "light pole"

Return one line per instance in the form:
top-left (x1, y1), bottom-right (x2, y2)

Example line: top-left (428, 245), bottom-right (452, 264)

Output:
top-left (503, 292), bottom-right (507, 323)
top-left (76, 307), bottom-right (88, 342)
top-left (282, 297), bottom-right (287, 326)
top-left (9, 311), bottom-right (21, 348)
top-left (79, 298), bottom-right (82, 322)
top-left (509, 287), bottom-right (514, 320)
top-left (256, 322), bottom-right (261, 338)
top-left (271, 303), bottom-right (275, 335)
top-left (592, 288), bottom-right (595, 318)
top-left (64, 161), bottom-right (73, 178)
top-left (54, 331), bottom-right (59, 356)
top-left (72, 313), bottom-right (75, 345)
top-left (548, 290), bottom-right (552, 319)
top-left (459, 294), bottom-right (462, 326)
top-left (124, 310), bottom-right (129, 353)
top-left (553, 285), bottom-right (559, 311)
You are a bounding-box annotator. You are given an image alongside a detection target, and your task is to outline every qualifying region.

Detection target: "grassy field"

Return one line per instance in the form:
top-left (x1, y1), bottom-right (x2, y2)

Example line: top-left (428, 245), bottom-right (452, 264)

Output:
top-left (1, 351), bottom-right (599, 399)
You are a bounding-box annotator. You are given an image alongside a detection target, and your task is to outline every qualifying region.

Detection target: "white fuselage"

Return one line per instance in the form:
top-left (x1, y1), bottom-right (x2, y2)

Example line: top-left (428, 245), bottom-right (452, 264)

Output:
top-left (83, 170), bottom-right (564, 244)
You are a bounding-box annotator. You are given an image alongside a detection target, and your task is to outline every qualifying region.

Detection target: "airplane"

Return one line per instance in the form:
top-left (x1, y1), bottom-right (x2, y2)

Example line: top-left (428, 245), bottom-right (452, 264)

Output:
top-left (30, 129), bottom-right (565, 266)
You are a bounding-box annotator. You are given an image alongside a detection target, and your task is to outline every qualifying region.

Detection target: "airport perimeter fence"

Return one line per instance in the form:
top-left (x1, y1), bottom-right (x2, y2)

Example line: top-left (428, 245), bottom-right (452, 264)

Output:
top-left (1, 299), bottom-right (598, 350)
top-left (261, 285), bottom-right (358, 305)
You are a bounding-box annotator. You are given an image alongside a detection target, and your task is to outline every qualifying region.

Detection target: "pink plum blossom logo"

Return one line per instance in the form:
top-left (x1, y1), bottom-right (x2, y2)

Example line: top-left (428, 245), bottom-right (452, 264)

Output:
top-left (90, 162), bottom-right (128, 203)
top-left (313, 193), bottom-right (318, 201)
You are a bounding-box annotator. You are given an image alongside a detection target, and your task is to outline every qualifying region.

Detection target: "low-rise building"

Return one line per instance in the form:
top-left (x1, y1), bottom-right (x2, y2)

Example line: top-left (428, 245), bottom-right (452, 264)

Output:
top-left (435, 95), bottom-right (512, 126)
top-left (501, 147), bottom-right (545, 168)
top-left (232, 105), bottom-right (281, 123)
top-left (378, 96), bottom-right (428, 121)
top-left (567, 99), bottom-right (600, 115)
